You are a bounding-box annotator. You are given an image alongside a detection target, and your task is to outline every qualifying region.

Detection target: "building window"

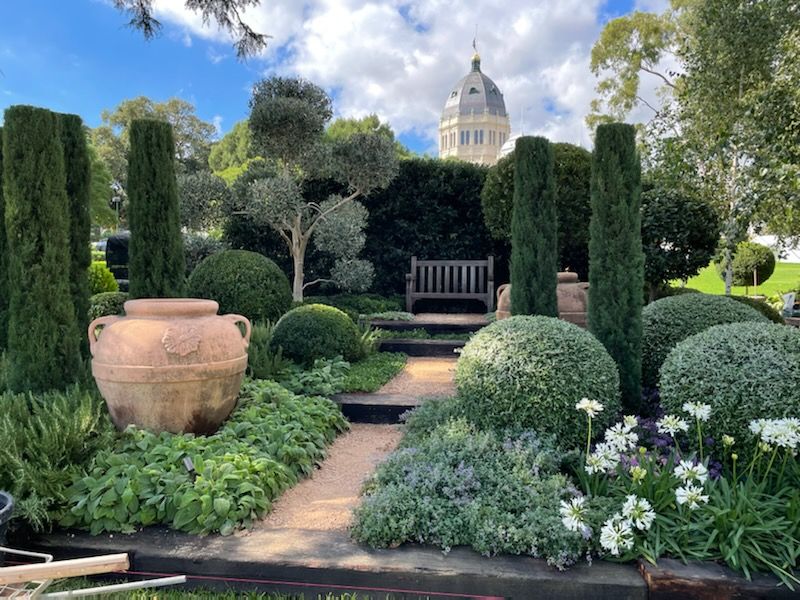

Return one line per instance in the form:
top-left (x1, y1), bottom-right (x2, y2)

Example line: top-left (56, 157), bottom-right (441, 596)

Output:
top-left (468, 87), bottom-right (480, 95)
top-left (466, 130), bottom-right (470, 145)
top-left (480, 130), bottom-right (484, 144)
top-left (460, 130), bottom-right (464, 145)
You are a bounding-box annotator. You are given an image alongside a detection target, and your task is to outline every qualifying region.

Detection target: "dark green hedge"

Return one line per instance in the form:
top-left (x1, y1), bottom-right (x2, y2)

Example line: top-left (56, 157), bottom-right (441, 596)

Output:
top-left (127, 119), bottom-right (185, 298)
top-left (362, 158), bottom-right (508, 296)
top-left (3, 105), bottom-right (81, 392)
top-left (0, 126), bottom-right (6, 349)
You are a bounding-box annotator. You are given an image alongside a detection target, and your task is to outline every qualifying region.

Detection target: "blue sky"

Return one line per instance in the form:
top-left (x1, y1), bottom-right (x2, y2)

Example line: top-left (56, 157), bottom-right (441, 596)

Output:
top-left (0, 0), bottom-right (639, 154)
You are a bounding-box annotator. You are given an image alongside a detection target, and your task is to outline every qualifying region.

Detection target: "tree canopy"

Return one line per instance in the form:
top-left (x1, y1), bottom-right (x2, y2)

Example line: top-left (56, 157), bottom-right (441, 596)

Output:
top-left (244, 76), bottom-right (398, 300)
top-left (325, 114), bottom-right (413, 159)
top-left (92, 96), bottom-right (216, 190)
top-left (589, 0), bottom-right (800, 290)
top-left (112, 0), bottom-right (268, 58)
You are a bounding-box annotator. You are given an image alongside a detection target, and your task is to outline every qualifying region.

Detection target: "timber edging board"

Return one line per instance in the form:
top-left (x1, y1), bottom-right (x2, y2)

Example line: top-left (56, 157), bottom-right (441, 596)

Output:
top-left (18, 527), bottom-right (647, 600)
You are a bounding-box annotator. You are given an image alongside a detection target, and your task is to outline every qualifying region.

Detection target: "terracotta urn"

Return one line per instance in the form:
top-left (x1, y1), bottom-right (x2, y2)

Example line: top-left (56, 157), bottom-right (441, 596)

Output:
top-left (495, 273), bottom-right (590, 327)
top-left (88, 298), bottom-right (251, 434)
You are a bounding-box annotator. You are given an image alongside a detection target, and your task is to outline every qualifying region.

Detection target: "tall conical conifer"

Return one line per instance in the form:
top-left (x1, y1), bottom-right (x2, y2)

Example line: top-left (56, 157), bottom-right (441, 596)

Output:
top-left (510, 136), bottom-right (558, 316)
top-left (127, 119), bottom-right (185, 298)
top-left (60, 113), bottom-right (92, 356)
top-left (3, 105), bottom-right (80, 391)
top-left (0, 126), bottom-right (8, 349)
top-left (589, 123), bottom-right (644, 409)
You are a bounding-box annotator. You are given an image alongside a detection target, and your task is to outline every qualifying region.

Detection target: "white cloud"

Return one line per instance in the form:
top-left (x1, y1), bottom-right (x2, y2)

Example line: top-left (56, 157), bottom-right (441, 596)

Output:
top-left (147, 0), bottom-right (670, 151)
top-left (212, 114), bottom-right (224, 136)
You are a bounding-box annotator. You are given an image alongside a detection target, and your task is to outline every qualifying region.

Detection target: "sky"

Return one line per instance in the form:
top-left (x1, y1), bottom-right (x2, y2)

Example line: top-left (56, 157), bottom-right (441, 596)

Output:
top-left (0, 0), bottom-right (668, 155)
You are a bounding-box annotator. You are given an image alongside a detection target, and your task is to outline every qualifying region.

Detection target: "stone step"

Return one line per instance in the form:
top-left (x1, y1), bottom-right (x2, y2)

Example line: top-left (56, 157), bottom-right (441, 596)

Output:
top-left (368, 319), bottom-right (486, 334)
top-left (333, 393), bottom-right (420, 424)
top-left (377, 338), bottom-right (464, 357)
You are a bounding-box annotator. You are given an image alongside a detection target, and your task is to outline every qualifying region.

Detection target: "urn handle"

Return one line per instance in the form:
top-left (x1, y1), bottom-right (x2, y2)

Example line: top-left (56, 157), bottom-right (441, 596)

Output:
top-left (88, 315), bottom-right (122, 357)
top-left (224, 314), bottom-right (252, 348)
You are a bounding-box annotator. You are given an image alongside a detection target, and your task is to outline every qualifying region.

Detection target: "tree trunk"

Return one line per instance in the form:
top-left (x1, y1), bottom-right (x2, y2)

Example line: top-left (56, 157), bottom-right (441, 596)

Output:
top-left (292, 253), bottom-right (304, 302)
top-left (724, 245), bottom-right (733, 296)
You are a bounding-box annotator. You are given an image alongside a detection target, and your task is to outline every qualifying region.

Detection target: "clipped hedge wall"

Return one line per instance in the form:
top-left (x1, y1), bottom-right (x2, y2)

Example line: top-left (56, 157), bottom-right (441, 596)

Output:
top-left (362, 158), bottom-right (508, 296)
top-left (660, 322), bottom-right (800, 449)
top-left (88, 292), bottom-right (129, 321)
top-left (642, 293), bottom-right (768, 388)
top-left (454, 316), bottom-right (620, 450)
top-left (270, 304), bottom-right (361, 365)
top-left (187, 250), bottom-right (291, 324)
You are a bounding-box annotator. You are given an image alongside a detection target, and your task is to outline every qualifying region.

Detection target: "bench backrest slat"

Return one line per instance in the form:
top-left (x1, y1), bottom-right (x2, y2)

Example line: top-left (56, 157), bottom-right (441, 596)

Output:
top-left (406, 256), bottom-right (495, 312)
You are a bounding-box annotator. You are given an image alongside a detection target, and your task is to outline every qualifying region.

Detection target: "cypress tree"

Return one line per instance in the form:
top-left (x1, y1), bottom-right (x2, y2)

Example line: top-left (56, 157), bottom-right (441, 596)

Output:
top-left (3, 106), bottom-right (80, 392)
top-left (60, 114), bottom-right (92, 356)
top-left (588, 123), bottom-right (644, 409)
top-left (510, 136), bottom-right (558, 316)
top-left (0, 127), bottom-right (8, 349)
top-left (127, 119), bottom-right (185, 298)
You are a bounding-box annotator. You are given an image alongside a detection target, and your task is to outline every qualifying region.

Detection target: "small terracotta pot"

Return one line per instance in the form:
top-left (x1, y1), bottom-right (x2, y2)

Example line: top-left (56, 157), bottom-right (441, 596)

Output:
top-left (89, 298), bottom-right (251, 434)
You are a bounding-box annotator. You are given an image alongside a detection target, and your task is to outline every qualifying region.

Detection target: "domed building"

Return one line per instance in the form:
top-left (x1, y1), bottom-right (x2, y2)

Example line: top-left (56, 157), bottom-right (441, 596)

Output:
top-left (439, 51), bottom-right (511, 165)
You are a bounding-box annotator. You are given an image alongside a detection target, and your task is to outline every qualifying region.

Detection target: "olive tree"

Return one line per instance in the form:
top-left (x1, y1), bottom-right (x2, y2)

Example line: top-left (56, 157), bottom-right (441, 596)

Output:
top-left (245, 77), bottom-right (398, 301)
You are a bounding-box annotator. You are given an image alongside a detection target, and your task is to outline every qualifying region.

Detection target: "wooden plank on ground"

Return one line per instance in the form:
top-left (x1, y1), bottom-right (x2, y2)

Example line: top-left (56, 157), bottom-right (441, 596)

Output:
top-left (0, 554), bottom-right (130, 585)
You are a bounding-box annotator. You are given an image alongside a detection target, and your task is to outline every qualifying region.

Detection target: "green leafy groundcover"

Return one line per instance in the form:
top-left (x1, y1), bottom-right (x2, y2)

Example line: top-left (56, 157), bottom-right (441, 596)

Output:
top-left (62, 380), bottom-right (348, 536)
top-left (351, 399), bottom-right (586, 568)
top-left (341, 352), bottom-right (407, 393)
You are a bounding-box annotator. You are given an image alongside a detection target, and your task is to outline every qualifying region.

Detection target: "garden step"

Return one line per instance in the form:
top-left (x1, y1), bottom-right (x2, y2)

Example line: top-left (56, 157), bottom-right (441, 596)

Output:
top-left (333, 393), bottom-right (420, 423)
top-left (378, 338), bottom-right (464, 356)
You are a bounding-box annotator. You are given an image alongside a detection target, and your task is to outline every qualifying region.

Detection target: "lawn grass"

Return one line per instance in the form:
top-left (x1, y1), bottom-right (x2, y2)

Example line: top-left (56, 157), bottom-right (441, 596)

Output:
top-left (46, 578), bottom-right (375, 599)
top-left (341, 352), bottom-right (407, 393)
top-left (675, 262), bottom-right (800, 296)
top-left (375, 328), bottom-right (472, 341)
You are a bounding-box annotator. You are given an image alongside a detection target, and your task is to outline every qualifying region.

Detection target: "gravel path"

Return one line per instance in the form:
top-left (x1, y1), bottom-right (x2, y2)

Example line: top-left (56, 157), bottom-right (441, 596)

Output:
top-left (377, 356), bottom-right (457, 397)
top-left (260, 423), bottom-right (402, 532)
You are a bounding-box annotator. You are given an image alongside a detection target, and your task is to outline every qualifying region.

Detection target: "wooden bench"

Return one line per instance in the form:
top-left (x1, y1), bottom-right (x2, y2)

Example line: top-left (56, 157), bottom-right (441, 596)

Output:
top-left (405, 256), bottom-right (495, 312)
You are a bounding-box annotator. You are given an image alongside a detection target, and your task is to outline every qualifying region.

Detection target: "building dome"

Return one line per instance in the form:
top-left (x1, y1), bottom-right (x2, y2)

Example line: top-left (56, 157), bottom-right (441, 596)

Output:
top-left (438, 49), bottom-right (511, 166)
top-left (499, 133), bottom-right (522, 158)
top-left (441, 53), bottom-right (507, 120)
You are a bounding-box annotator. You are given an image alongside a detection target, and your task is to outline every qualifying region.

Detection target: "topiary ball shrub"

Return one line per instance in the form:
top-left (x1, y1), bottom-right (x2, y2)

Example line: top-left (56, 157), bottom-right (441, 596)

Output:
top-left (660, 322), bottom-right (800, 449)
top-left (270, 304), bottom-right (361, 365)
top-left (728, 295), bottom-right (784, 324)
top-left (187, 250), bottom-right (291, 324)
top-left (454, 316), bottom-right (620, 449)
top-left (88, 292), bottom-right (129, 321)
top-left (642, 294), bottom-right (768, 388)
top-left (87, 261), bottom-right (119, 295)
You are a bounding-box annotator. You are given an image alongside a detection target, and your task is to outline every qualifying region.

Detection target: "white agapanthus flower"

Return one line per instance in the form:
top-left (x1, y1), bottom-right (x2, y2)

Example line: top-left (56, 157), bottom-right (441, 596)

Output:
top-left (621, 495), bottom-right (656, 531)
top-left (674, 460), bottom-right (708, 484)
top-left (682, 401), bottom-right (711, 421)
top-left (585, 442), bottom-right (620, 475)
top-left (623, 415), bottom-right (638, 430)
top-left (576, 398), bottom-right (604, 418)
top-left (751, 418), bottom-right (800, 450)
top-left (604, 423), bottom-right (639, 453)
top-left (675, 484), bottom-right (709, 510)
top-left (559, 496), bottom-right (588, 532)
top-left (657, 414), bottom-right (690, 436)
top-left (599, 515), bottom-right (635, 556)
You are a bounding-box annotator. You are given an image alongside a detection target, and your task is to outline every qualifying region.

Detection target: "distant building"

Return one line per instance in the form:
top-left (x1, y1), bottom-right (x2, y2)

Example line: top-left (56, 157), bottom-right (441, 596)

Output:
top-left (438, 51), bottom-right (511, 166)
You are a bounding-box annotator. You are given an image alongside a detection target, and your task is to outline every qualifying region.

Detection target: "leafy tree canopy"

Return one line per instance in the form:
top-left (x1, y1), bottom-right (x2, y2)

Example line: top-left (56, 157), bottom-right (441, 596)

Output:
top-left (245, 76), bottom-right (399, 300)
top-left (208, 119), bottom-right (254, 174)
top-left (113, 0), bottom-right (268, 58)
top-left (91, 96), bottom-right (216, 190)
top-left (325, 114), bottom-right (413, 159)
